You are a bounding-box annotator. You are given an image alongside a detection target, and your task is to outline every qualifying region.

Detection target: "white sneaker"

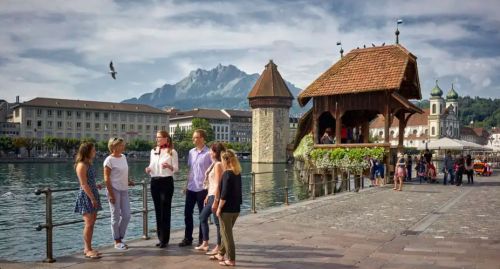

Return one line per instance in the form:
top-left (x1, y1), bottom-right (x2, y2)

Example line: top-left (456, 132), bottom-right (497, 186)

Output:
top-left (114, 242), bottom-right (128, 250)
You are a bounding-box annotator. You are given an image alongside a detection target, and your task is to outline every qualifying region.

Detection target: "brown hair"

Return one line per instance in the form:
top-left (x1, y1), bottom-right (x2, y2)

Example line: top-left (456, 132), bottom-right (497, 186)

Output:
top-left (221, 149), bottom-right (241, 175)
top-left (210, 142), bottom-right (227, 162)
top-left (156, 130), bottom-right (173, 155)
top-left (74, 142), bottom-right (95, 168)
top-left (194, 129), bottom-right (207, 140)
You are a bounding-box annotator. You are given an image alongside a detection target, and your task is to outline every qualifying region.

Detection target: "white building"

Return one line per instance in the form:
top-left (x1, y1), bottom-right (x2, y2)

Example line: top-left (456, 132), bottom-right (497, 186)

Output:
top-left (10, 97), bottom-right (169, 141)
top-left (370, 82), bottom-right (466, 148)
top-left (489, 128), bottom-right (500, 148)
top-left (169, 108), bottom-right (231, 142)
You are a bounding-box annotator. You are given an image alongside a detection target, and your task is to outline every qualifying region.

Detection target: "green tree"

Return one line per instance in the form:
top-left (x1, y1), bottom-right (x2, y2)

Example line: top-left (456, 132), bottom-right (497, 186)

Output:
top-left (172, 124), bottom-right (186, 142)
top-left (43, 136), bottom-right (57, 153)
top-left (127, 139), bottom-right (154, 151)
top-left (0, 136), bottom-right (15, 156)
top-left (96, 140), bottom-right (108, 153)
top-left (12, 137), bottom-right (38, 157)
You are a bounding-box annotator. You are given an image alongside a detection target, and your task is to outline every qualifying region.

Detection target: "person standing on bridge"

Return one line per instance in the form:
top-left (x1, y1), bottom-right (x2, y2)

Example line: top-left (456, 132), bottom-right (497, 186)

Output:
top-left (213, 149), bottom-right (242, 266)
top-left (145, 130), bottom-right (178, 248)
top-left (104, 137), bottom-right (134, 250)
top-left (179, 129), bottom-right (212, 247)
top-left (74, 142), bottom-right (102, 259)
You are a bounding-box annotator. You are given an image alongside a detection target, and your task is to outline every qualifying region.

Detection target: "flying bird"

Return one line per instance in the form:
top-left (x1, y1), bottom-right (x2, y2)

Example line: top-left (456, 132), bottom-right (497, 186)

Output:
top-left (372, 43), bottom-right (376, 47)
top-left (109, 61), bottom-right (117, 80)
top-left (382, 42), bottom-right (385, 46)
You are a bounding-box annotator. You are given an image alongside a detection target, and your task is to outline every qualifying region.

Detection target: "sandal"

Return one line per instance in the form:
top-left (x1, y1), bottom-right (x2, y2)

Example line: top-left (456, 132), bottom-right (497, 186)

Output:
top-left (219, 260), bottom-right (236, 266)
top-left (206, 248), bottom-right (219, 255)
top-left (209, 254), bottom-right (224, 261)
top-left (84, 250), bottom-right (101, 259)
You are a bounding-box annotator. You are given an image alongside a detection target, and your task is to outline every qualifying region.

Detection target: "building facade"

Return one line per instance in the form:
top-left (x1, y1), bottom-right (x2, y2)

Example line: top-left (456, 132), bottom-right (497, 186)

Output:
top-left (169, 108), bottom-right (231, 142)
top-left (369, 82), bottom-right (484, 147)
top-left (0, 122), bottom-right (20, 137)
top-left (10, 97), bottom-right (168, 141)
top-left (489, 128), bottom-right (500, 148)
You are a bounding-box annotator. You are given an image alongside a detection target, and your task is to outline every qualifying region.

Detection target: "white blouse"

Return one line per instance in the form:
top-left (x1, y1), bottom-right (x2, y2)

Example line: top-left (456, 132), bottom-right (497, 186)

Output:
top-left (147, 148), bottom-right (179, 177)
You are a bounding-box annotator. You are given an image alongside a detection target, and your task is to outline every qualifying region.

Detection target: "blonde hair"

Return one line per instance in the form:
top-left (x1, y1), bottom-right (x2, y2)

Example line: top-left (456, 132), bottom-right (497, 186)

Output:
top-left (221, 149), bottom-right (241, 175)
top-left (108, 137), bottom-right (125, 153)
top-left (74, 142), bottom-right (94, 168)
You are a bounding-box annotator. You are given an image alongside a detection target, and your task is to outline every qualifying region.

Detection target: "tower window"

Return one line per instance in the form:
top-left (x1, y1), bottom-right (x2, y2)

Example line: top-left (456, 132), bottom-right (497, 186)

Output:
top-left (432, 104), bottom-right (436, 114)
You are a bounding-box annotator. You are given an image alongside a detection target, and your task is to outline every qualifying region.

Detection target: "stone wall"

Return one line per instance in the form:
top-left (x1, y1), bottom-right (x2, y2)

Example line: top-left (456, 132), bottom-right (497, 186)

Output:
top-left (252, 107), bottom-right (289, 163)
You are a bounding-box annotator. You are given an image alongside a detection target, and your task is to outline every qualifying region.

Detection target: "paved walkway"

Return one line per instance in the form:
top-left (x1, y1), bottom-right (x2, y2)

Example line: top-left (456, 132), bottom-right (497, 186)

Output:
top-left (2, 173), bottom-right (500, 269)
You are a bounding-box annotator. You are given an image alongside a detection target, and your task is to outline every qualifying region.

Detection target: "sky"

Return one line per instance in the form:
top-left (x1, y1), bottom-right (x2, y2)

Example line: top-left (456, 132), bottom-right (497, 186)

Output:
top-left (0, 0), bottom-right (499, 104)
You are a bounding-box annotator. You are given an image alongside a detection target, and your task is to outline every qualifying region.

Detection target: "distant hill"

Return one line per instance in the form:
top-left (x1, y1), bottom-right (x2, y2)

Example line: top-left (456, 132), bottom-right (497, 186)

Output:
top-left (122, 64), bottom-right (308, 115)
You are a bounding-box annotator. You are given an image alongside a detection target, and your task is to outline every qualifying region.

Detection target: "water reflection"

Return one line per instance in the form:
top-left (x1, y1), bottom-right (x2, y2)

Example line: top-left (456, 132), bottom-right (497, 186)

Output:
top-left (0, 161), bottom-right (308, 262)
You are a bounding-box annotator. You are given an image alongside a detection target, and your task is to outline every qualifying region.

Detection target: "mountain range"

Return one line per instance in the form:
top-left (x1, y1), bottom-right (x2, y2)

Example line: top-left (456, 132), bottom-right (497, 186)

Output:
top-left (121, 64), bottom-right (308, 115)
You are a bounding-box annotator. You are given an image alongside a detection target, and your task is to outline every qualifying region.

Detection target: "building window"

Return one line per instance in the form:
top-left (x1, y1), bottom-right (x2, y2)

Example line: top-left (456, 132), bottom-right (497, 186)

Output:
top-left (86, 123), bottom-right (91, 129)
top-left (26, 120), bottom-right (32, 127)
top-left (36, 109), bottom-right (43, 117)
top-left (432, 104), bottom-right (436, 114)
top-left (154, 125), bottom-right (158, 131)
top-left (146, 125), bottom-right (150, 131)
top-left (113, 124), bottom-right (117, 131)
top-left (47, 121), bottom-right (53, 128)
top-left (138, 125), bottom-right (143, 131)
top-left (95, 123), bottom-right (100, 130)
top-left (129, 124), bottom-right (134, 130)
top-left (47, 110), bottom-right (52, 117)
top-left (103, 113), bottom-right (109, 120)
top-left (57, 110), bottom-right (63, 118)
top-left (76, 122), bottom-right (81, 129)
top-left (57, 121), bottom-right (62, 129)
top-left (76, 111), bottom-right (81, 119)
top-left (15, 109), bottom-right (19, 117)
top-left (95, 112), bottom-right (100, 119)
top-left (413, 129), bottom-right (417, 135)
top-left (67, 122), bottom-right (72, 129)
top-left (432, 127), bottom-right (435, 135)
top-left (121, 124), bottom-right (126, 131)
top-left (104, 124), bottom-right (109, 131)
top-left (67, 111), bottom-right (72, 117)
top-left (86, 112), bottom-right (91, 119)
top-left (37, 121), bottom-right (42, 128)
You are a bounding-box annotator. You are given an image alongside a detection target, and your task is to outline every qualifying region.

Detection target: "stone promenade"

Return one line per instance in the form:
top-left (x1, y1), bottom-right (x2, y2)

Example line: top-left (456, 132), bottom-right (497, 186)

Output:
top-left (2, 173), bottom-right (500, 269)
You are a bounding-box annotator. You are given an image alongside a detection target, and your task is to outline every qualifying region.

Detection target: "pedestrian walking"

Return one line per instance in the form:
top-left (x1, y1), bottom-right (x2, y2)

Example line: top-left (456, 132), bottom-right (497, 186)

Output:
top-left (442, 151), bottom-right (454, 185)
top-left (465, 154), bottom-right (474, 184)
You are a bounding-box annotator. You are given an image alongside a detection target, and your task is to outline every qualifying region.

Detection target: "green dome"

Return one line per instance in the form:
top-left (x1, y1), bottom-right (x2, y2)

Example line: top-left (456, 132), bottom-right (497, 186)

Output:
top-left (446, 84), bottom-right (459, 100)
top-left (430, 80), bottom-right (443, 97)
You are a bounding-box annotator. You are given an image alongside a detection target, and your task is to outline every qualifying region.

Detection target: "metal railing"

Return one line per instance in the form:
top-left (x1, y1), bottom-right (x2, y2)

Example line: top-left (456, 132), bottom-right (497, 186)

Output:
top-left (34, 168), bottom-right (367, 262)
top-left (34, 179), bottom-right (185, 263)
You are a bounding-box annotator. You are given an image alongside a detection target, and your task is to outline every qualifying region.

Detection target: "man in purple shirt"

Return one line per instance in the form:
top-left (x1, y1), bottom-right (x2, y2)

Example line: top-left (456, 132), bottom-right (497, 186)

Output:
top-left (179, 129), bottom-right (212, 247)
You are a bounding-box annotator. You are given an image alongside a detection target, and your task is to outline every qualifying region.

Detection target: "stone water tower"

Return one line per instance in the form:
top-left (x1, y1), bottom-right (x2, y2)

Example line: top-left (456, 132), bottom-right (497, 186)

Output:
top-left (248, 60), bottom-right (293, 163)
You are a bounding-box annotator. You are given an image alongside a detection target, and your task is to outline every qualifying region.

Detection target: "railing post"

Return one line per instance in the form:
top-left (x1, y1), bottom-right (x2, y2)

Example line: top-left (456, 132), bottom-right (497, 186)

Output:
top-left (142, 180), bottom-right (150, 240)
top-left (312, 170), bottom-right (316, 200)
top-left (251, 172), bottom-right (256, 213)
top-left (284, 169), bottom-right (289, 206)
top-left (35, 188), bottom-right (55, 263)
top-left (323, 170), bottom-right (327, 196)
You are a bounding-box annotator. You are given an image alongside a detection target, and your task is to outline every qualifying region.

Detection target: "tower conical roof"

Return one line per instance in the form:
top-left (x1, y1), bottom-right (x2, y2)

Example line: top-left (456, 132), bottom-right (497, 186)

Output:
top-left (248, 60), bottom-right (293, 108)
top-left (446, 84), bottom-right (459, 100)
top-left (430, 80), bottom-right (443, 97)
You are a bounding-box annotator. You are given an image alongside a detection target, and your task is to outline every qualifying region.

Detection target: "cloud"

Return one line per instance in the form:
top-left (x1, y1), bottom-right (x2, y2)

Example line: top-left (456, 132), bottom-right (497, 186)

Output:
top-left (0, 0), bottom-right (499, 103)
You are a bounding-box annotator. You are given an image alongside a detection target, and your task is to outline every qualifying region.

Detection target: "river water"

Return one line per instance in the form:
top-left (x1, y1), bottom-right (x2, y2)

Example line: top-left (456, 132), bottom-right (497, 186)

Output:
top-left (0, 160), bottom-right (308, 262)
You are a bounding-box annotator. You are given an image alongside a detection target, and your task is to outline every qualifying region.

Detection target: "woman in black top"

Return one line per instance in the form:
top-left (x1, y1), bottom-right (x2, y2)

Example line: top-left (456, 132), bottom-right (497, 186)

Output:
top-left (213, 149), bottom-right (242, 266)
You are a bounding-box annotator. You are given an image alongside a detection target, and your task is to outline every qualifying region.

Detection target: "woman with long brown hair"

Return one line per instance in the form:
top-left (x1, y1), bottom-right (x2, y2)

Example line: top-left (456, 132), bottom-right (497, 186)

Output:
top-left (145, 130), bottom-right (178, 248)
top-left (74, 142), bottom-right (102, 259)
top-left (212, 149), bottom-right (242, 266)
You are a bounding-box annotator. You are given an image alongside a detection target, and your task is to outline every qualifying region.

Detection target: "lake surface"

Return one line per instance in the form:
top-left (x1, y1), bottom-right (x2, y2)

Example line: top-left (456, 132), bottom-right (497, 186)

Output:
top-left (0, 160), bottom-right (308, 262)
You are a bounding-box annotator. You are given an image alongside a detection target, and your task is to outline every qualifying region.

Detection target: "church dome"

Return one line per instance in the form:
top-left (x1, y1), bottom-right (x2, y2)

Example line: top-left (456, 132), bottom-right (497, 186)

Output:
top-left (430, 80), bottom-right (443, 97)
top-left (446, 84), bottom-right (459, 100)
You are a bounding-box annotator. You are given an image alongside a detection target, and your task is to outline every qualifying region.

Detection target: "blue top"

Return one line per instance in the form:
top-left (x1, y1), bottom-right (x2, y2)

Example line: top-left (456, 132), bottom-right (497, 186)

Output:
top-left (187, 146), bottom-right (212, 192)
top-left (74, 164), bottom-right (102, 214)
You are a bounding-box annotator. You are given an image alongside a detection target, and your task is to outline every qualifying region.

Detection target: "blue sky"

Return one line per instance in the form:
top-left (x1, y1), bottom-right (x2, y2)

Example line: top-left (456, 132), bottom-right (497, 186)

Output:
top-left (0, 0), bottom-right (499, 103)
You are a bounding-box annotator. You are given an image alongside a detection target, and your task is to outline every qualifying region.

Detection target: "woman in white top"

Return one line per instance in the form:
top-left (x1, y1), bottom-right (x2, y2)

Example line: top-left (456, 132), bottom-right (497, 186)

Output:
top-left (145, 130), bottom-right (179, 248)
top-left (103, 137), bottom-right (134, 250)
top-left (197, 142), bottom-right (226, 253)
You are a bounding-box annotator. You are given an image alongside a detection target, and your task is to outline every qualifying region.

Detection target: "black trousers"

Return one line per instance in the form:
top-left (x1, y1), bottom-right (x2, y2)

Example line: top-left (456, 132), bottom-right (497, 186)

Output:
top-left (184, 189), bottom-right (208, 243)
top-left (150, 176), bottom-right (174, 244)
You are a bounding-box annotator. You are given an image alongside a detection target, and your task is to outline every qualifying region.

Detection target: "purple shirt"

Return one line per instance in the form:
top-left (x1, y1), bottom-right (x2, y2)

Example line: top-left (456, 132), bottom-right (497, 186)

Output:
top-left (187, 145), bottom-right (212, 192)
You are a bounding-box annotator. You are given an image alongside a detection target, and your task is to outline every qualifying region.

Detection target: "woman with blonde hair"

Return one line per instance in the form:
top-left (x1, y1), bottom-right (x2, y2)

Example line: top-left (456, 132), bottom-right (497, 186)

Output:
top-left (74, 142), bottom-right (102, 259)
top-left (211, 149), bottom-right (242, 266)
top-left (145, 130), bottom-right (178, 248)
top-left (103, 137), bottom-right (134, 250)
top-left (394, 153), bottom-right (406, 191)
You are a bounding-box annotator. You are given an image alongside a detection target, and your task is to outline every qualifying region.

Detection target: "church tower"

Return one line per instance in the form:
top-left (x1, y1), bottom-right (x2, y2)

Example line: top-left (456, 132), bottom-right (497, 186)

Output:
top-left (248, 60), bottom-right (293, 163)
top-left (445, 84), bottom-right (460, 138)
top-left (428, 80), bottom-right (445, 140)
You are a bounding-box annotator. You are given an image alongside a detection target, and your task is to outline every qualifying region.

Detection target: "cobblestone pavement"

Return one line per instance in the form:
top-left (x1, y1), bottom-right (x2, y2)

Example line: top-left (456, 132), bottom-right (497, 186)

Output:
top-left (2, 173), bottom-right (499, 269)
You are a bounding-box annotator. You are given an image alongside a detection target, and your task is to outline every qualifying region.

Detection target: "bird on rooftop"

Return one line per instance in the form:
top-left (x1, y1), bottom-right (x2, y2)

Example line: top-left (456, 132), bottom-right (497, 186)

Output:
top-left (109, 61), bottom-right (117, 80)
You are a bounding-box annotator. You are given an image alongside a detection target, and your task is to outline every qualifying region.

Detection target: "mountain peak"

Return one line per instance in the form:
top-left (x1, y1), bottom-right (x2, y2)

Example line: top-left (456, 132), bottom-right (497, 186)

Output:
top-left (122, 64), bottom-right (305, 113)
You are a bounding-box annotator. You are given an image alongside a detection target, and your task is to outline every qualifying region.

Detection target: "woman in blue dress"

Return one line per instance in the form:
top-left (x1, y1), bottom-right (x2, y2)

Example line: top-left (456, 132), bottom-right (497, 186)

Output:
top-left (74, 142), bottom-right (102, 259)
